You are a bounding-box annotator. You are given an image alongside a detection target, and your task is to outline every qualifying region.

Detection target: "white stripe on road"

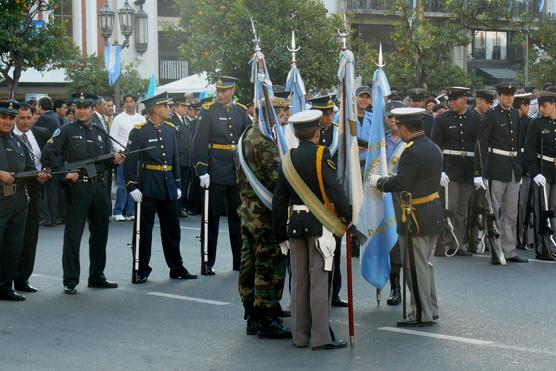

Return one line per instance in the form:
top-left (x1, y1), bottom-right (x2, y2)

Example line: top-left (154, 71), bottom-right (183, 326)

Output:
top-left (146, 291), bottom-right (229, 306)
top-left (154, 224), bottom-right (200, 231)
top-left (379, 327), bottom-right (556, 357)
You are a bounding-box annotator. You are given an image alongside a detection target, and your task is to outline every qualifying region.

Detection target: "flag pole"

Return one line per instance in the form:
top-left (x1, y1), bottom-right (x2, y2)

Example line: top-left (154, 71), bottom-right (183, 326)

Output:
top-left (375, 43), bottom-right (385, 307)
top-left (338, 15), bottom-right (355, 347)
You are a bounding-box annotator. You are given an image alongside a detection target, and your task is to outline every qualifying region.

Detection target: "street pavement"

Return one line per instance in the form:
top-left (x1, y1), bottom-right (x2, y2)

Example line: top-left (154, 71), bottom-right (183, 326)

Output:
top-left (2, 215), bottom-right (556, 370)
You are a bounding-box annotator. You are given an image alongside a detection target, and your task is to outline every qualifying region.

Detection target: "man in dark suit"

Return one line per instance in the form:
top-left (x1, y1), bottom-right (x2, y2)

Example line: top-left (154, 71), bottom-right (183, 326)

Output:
top-left (34, 96), bottom-right (62, 227)
top-left (12, 103), bottom-right (51, 292)
top-left (92, 97), bottom-right (113, 197)
top-left (171, 97), bottom-right (194, 217)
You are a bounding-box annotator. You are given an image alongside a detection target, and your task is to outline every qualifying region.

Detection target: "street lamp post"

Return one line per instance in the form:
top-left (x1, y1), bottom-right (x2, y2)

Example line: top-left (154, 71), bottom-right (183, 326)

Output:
top-left (98, 0), bottom-right (148, 112)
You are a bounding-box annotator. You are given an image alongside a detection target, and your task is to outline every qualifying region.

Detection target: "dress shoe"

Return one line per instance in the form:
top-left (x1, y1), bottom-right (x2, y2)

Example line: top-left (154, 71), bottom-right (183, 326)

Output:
top-left (332, 297), bottom-right (349, 307)
top-left (387, 274), bottom-right (401, 305)
top-left (40, 220), bottom-right (55, 227)
top-left (88, 279), bottom-right (118, 289)
top-left (202, 267), bottom-right (216, 276)
top-left (312, 339), bottom-right (348, 350)
top-left (455, 249), bottom-right (472, 257)
top-left (433, 315), bottom-right (439, 320)
top-left (179, 210), bottom-right (188, 218)
top-left (258, 317), bottom-right (292, 339)
top-left (396, 319), bottom-right (433, 327)
top-left (507, 255), bottom-right (528, 263)
top-left (187, 209), bottom-right (198, 216)
top-left (0, 289), bottom-right (26, 301)
top-left (14, 281), bottom-right (38, 293)
top-left (169, 267), bottom-right (198, 279)
top-left (134, 275), bottom-right (148, 284)
top-left (64, 285), bottom-right (77, 295)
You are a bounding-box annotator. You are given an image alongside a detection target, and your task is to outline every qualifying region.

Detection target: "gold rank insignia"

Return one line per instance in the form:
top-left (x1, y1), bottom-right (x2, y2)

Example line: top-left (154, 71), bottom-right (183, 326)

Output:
top-left (405, 141), bottom-right (414, 149)
top-left (327, 159), bottom-right (336, 170)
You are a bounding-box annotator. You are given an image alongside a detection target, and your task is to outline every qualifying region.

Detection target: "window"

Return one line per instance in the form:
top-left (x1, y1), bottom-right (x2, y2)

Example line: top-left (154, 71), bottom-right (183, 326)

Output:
top-left (53, 0), bottom-right (73, 38)
top-left (157, 0), bottom-right (178, 18)
top-left (473, 31), bottom-right (507, 61)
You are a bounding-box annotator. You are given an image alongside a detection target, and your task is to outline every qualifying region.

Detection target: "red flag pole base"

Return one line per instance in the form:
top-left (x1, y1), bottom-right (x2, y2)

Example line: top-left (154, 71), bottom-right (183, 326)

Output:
top-left (346, 229), bottom-right (355, 347)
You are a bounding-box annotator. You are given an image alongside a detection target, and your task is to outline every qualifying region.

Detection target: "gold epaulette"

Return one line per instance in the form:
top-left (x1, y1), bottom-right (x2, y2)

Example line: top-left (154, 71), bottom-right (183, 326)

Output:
top-left (202, 102), bottom-right (214, 110)
top-left (236, 102), bottom-right (247, 111)
top-left (406, 141), bottom-right (414, 149)
top-left (163, 121), bottom-right (176, 129)
top-left (133, 122), bottom-right (146, 129)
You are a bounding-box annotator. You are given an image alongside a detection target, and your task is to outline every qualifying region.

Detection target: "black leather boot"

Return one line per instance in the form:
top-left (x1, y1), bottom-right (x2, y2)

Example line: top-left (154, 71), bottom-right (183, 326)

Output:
top-left (257, 308), bottom-right (292, 339)
top-left (386, 273), bottom-right (401, 306)
top-left (244, 302), bottom-right (259, 335)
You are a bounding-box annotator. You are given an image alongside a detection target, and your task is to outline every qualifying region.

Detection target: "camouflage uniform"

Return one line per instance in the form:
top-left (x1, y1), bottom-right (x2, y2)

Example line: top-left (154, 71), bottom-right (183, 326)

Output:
top-left (237, 126), bottom-right (287, 313)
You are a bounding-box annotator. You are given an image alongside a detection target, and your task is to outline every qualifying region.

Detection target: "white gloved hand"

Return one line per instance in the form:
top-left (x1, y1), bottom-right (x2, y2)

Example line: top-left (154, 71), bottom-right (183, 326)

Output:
top-left (279, 241), bottom-right (290, 256)
top-left (440, 172), bottom-right (450, 188)
top-left (533, 174), bottom-right (547, 187)
top-left (473, 177), bottom-right (486, 190)
top-left (130, 189), bottom-right (143, 202)
top-left (369, 175), bottom-right (381, 188)
top-left (199, 174), bottom-right (210, 188)
top-left (177, 188), bottom-right (182, 199)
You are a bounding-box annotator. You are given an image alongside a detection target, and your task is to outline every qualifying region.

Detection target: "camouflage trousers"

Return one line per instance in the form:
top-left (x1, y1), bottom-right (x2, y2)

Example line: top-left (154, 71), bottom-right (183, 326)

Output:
top-left (238, 223), bottom-right (287, 309)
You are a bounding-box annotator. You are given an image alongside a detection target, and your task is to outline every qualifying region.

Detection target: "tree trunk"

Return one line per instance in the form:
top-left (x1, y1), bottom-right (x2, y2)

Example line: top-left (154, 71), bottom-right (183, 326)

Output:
top-left (9, 67), bottom-right (21, 99)
top-left (413, 0), bottom-right (426, 87)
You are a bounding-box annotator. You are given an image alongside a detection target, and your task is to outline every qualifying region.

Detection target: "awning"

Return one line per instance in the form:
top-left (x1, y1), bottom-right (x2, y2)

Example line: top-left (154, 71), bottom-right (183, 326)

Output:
top-left (478, 67), bottom-right (517, 80)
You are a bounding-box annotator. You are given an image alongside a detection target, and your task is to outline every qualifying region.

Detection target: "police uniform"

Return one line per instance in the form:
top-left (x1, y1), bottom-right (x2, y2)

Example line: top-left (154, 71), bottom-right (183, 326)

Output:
top-left (309, 95), bottom-right (346, 307)
top-left (272, 110), bottom-right (351, 349)
top-left (474, 82), bottom-right (528, 263)
top-left (237, 125), bottom-right (290, 339)
top-left (374, 107), bottom-right (443, 326)
top-left (407, 88), bottom-right (434, 138)
top-left (191, 77), bottom-right (252, 273)
top-left (523, 91), bottom-right (556, 259)
top-left (0, 100), bottom-right (35, 301)
top-left (172, 98), bottom-right (196, 215)
top-left (431, 87), bottom-right (479, 255)
top-left (124, 93), bottom-right (196, 282)
top-left (42, 93), bottom-right (119, 294)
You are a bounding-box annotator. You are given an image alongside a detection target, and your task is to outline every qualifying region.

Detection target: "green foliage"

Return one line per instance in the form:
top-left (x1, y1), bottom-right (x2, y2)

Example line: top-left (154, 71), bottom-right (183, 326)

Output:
top-left (528, 17), bottom-right (556, 87)
top-left (0, 0), bottom-right (78, 97)
top-left (65, 54), bottom-right (149, 99)
top-left (173, 0), bottom-right (361, 97)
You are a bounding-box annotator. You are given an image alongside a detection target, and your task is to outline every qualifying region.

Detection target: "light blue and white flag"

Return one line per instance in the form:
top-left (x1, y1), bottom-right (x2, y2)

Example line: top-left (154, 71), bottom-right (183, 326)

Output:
top-left (356, 67), bottom-right (397, 289)
top-left (146, 74), bottom-right (156, 98)
top-left (104, 44), bottom-right (122, 86)
top-left (286, 65), bottom-right (306, 115)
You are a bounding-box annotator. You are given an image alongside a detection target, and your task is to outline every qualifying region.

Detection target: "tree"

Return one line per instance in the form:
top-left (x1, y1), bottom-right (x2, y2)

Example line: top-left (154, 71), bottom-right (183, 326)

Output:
top-left (65, 54), bottom-right (149, 100)
top-left (173, 0), bottom-right (358, 97)
top-left (0, 0), bottom-right (78, 98)
top-left (527, 17), bottom-right (556, 87)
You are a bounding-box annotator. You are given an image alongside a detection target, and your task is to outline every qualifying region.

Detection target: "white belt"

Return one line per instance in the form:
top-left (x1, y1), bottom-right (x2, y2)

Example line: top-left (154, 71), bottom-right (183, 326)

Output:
top-left (489, 147), bottom-right (518, 157)
top-left (537, 154), bottom-right (556, 163)
top-left (292, 205), bottom-right (310, 212)
top-left (442, 149), bottom-right (474, 157)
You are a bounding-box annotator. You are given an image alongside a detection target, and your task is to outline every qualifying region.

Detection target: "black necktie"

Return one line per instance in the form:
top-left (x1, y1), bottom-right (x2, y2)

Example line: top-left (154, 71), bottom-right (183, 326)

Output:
top-left (20, 133), bottom-right (37, 166)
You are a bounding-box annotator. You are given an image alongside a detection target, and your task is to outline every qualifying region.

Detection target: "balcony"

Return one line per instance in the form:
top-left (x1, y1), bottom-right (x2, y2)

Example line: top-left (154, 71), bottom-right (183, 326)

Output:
top-left (346, 0), bottom-right (447, 12)
top-left (159, 58), bottom-right (188, 85)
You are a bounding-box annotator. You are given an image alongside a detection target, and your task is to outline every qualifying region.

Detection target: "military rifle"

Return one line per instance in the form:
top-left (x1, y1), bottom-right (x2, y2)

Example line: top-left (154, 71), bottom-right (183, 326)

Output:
top-left (442, 185), bottom-right (459, 257)
top-left (536, 138), bottom-right (556, 260)
top-left (13, 169), bottom-right (68, 180)
top-left (476, 140), bottom-right (506, 265)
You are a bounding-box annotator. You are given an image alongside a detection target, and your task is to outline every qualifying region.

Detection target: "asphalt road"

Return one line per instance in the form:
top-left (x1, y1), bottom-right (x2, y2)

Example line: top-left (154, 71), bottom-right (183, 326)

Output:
top-left (2, 215), bottom-right (556, 370)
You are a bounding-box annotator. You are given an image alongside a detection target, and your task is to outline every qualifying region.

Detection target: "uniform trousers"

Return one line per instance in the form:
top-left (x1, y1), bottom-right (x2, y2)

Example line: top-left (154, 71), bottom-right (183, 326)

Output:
top-left (517, 176), bottom-right (534, 247)
top-left (490, 173), bottom-right (520, 258)
top-left (62, 181), bottom-right (110, 286)
top-left (290, 237), bottom-right (333, 348)
top-left (180, 166), bottom-right (193, 211)
top-left (400, 235), bottom-right (438, 323)
top-left (0, 191), bottom-right (27, 290)
top-left (208, 183), bottom-right (242, 269)
top-left (332, 236), bottom-right (342, 299)
top-left (532, 182), bottom-right (556, 247)
top-left (40, 180), bottom-right (58, 224)
top-left (447, 181), bottom-right (474, 250)
top-left (15, 182), bottom-right (41, 285)
top-left (138, 196), bottom-right (183, 276)
top-left (390, 193), bottom-right (402, 274)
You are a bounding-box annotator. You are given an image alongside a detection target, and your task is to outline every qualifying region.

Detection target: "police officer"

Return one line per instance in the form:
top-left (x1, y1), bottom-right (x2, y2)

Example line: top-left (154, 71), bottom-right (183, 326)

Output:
top-left (192, 76), bottom-right (251, 275)
top-left (42, 93), bottom-right (124, 294)
top-left (0, 100), bottom-right (49, 301)
top-left (431, 87), bottom-right (479, 256)
top-left (237, 105), bottom-right (291, 339)
top-left (474, 82), bottom-right (528, 264)
top-left (524, 91), bottom-right (556, 260)
top-left (272, 110), bottom-right (351, 349)
top-left (124, 92), bottom-right (197, 283)
top-left (370, 107), bottom-right (443, 327)
top-left (406, 88), bottom-right (434, 138)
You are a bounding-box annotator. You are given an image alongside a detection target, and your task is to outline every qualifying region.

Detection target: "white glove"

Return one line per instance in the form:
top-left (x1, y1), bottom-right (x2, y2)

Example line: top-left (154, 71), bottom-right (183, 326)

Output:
top-left (473, 177), bottom-right (486, 190)
top-left (369, 175), bottom-right (381, 188)
top-left (177, 188), bottom-right (182, 199)
top-left (279, 241), bottom-right (290, 256)
top-left (130, 189), bottom-right (143, 202)
top-left (199, 174), bottom-right (210, 188)
top-left (533, 174), bottom-right (547, 187)
top-left (440, 172), bottom-right (450, 188)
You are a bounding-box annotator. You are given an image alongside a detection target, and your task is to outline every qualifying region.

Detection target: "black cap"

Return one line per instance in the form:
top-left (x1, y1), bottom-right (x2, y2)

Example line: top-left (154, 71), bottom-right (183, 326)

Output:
top-left (494, 82), bottom-right (517, 95)
top-left (432, 104), bottom-right (447, 113)
top-left (274, 90), bottom-right (292, 100)
top-left (538, 91), bottom-right (556, 104)
top-left (513, 93), bottom-right (532, 107)
top-left (215, 76), bottom-right (238, 90)
top-left (140, 92), bottom-right (172, 111)
top-left (384, 101), bottom-right (404, 116)
top-left (406, 88), bottom-right (428, 101)
top-left (445, 87), bottom-right (470, 100)
top-left (307, 95), bottom-right (336, 112)
top-left (71, 92), bottom-right (98, 107)
top-left (475, 89), bottom-right (496, 103)
top-left (0, 99), bottom-right (20, 116)
top-left (356, 86), bottom-right (372, 97)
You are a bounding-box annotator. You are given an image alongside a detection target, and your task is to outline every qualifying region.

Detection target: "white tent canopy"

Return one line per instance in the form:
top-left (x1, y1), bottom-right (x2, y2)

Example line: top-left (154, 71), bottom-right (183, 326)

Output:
top-left (156, 71), bottom-right (216, 94)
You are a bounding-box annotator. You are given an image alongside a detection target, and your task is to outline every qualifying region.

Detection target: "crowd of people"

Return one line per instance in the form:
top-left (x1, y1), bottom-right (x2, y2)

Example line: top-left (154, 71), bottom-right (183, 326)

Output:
top-left (1, 76), bottom-right (556, 351)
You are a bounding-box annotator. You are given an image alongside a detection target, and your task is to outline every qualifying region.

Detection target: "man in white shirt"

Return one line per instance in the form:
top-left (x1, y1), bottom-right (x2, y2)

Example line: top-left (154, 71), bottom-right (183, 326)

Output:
top-left (110, 94), bottom-right (146, 221)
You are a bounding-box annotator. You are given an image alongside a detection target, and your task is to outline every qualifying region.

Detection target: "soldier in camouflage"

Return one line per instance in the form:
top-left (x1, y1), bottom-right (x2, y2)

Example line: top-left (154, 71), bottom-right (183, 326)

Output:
top-left (237, 103), bottom-right (291, 339)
